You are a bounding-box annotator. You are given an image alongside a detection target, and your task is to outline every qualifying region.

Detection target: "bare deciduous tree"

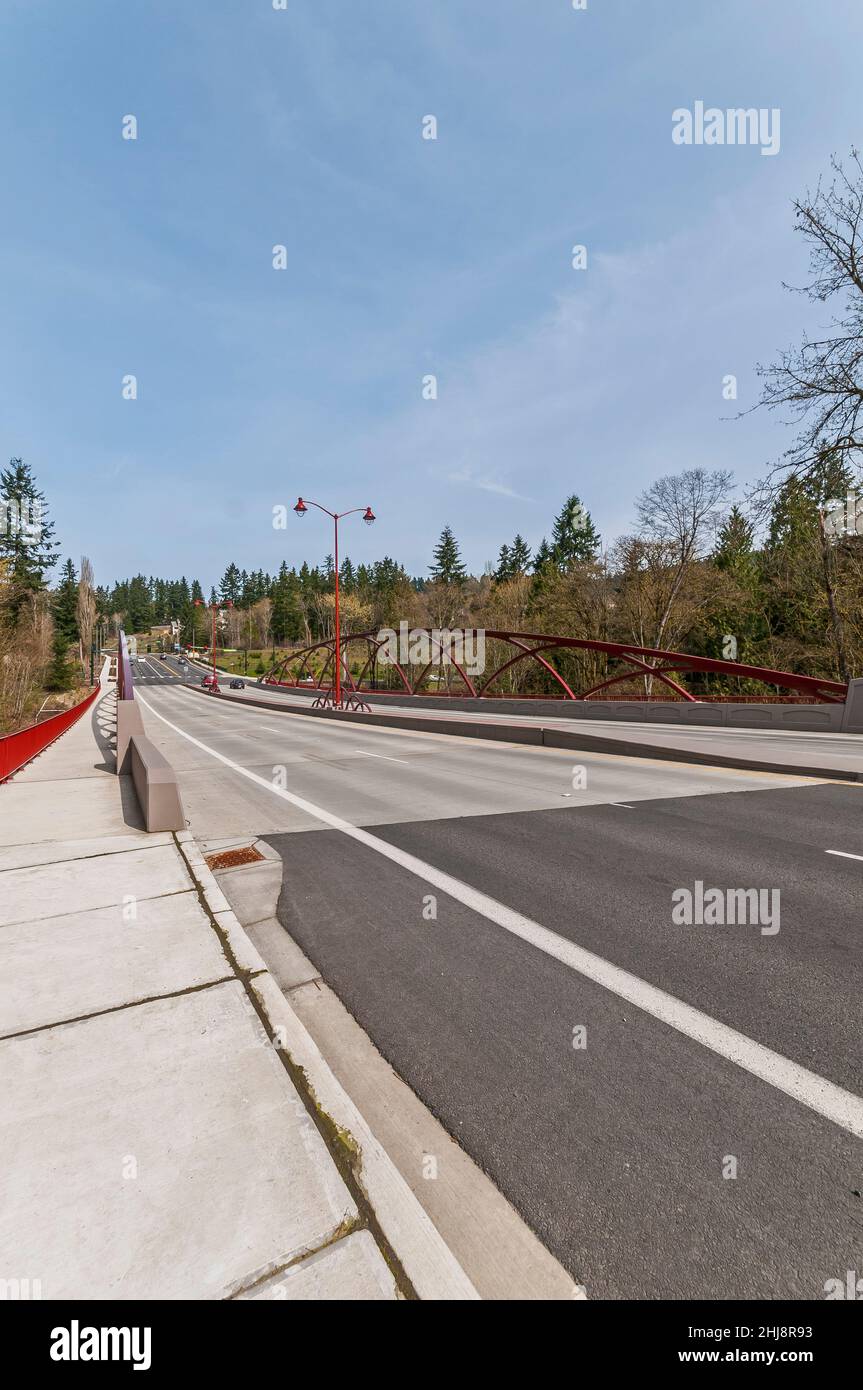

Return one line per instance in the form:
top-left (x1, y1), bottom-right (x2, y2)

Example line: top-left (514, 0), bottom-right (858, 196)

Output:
top-left (756, 149), bottom-right (863, 484)
top-left (635, 467), bottom-right (733, 658)
top-left (77, 556), bottom-right (96, 677)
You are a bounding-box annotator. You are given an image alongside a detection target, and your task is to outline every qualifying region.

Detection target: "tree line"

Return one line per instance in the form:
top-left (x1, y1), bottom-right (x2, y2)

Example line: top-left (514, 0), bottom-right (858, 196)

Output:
top-left (0, 458), bottom-right (97, 731)
top-left (92, 458), bottom-right (862, 696)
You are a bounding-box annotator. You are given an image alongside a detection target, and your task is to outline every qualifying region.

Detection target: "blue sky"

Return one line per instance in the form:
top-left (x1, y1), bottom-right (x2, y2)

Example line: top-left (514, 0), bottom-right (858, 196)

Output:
top-left (2, 0), bottom-right (862, 591)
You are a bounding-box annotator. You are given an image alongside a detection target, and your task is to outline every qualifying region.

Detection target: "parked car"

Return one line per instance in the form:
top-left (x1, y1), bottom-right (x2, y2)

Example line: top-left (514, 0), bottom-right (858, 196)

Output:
top-left (229, 678), bottom-right (245, 690)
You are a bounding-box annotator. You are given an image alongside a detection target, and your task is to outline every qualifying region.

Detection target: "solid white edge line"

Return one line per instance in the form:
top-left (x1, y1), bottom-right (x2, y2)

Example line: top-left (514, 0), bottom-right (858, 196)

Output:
top-left (825, 850), bottom-right (863, 861)
top-left (136, 690), bottom-right (863, 1141)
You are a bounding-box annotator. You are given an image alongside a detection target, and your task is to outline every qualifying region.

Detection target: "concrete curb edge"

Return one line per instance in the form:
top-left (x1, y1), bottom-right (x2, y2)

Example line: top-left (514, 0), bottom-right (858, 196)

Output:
top-left (173, 831), bottom-right (481, 1302)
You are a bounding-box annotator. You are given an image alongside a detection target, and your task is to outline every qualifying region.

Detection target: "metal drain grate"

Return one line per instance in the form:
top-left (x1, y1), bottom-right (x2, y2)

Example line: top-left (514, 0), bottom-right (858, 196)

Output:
top-left (204, 845), bottom-right (265, 871)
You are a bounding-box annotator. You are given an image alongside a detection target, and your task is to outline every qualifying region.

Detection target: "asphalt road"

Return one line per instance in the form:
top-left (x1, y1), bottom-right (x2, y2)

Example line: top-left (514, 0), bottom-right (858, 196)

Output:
top-left (135, 657), bottom-right (863, 1298)
top-left (139, 653), bottom-right (863, 778)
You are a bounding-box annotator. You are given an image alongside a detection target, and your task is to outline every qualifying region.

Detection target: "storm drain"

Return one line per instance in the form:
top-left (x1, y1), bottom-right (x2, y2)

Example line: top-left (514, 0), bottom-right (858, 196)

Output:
top-left (204, 845), bottom-right (265, 871)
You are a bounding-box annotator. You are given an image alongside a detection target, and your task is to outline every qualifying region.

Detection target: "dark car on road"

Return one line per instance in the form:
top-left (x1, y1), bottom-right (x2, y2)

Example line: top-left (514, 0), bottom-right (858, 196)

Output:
top-left (229, 678), bottom-right (245, 690)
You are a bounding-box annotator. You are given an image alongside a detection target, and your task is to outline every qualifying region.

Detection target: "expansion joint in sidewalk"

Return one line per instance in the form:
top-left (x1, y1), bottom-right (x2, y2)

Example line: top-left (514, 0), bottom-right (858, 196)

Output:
top-left (0, 974), bottom-right (236, 1042)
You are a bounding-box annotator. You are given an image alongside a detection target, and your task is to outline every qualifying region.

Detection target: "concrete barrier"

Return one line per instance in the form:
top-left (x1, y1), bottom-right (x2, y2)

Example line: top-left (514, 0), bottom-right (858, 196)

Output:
top-left (254, 681), bottom-right (853, 734)
top-left (841, 678), bottom-right (863, 733)
top-left (538, 727), bottom-right (861, 781)
top-left (116, 697), bottom-right (145, 773)
top-left (129, 735), bottom-right (186, 832)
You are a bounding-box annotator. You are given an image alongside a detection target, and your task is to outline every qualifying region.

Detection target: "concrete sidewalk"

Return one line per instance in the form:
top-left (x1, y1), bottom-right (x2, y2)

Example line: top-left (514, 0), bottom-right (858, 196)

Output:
top-left (0, 681), bottom-right (472, 1299)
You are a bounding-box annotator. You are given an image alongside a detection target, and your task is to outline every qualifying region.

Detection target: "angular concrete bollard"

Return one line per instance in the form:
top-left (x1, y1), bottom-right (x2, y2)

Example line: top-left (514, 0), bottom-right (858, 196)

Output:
top-left (129, 735), bottom-right (186, 832)
top-left (841, 678), bottom-right (863, 734)
top-left (116, 698), bottom-right (146, 773)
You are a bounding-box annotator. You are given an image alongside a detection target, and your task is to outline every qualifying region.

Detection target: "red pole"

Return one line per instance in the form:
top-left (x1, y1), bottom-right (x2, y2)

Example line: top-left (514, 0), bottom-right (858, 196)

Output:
top-left (212, 606), bottom-right (217, 690)
top-left (333, 514), bottom-right (341, 709)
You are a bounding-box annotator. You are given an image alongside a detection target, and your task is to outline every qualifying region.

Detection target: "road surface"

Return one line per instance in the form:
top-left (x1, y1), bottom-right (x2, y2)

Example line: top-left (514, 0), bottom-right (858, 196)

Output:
top-left (142, 654), bottom-right (863, 778)
top-left (135, 657), bottom-right (863, 1299)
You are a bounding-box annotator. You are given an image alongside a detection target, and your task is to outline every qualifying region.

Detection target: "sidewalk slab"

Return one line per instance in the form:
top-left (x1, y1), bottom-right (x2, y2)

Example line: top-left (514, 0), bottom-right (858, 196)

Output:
top-left (236, 1231), bottom-right (398, 1301)
top-left (0, 843), bottom-right (190, 928)
top-left (0, 832), bottom-right (174, 874)
top-left (1, 983), bottom-right (356, 1300)
top-left (0, 776), bottom-right (144, 846)
top-left (0, 891), bottom-right (231, 1037)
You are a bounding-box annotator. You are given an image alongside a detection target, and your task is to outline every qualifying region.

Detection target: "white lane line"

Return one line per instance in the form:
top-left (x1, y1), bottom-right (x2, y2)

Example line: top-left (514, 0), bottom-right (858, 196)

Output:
top-left (825, 850), bottom-right (863, 862)
top-left (354, 750), bottom-right (410, 765)
top-left (137, 691), bottom-right (863, 1140)
top-left (610, 803), bottom-right (634, 809)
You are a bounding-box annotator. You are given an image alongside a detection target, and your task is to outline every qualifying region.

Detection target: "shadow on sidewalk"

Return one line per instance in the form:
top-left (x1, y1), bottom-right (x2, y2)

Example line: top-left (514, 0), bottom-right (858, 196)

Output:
top-left (91, 690), bottom-right (117, 774)
top-left (91, 690), bottom-right (146, 831)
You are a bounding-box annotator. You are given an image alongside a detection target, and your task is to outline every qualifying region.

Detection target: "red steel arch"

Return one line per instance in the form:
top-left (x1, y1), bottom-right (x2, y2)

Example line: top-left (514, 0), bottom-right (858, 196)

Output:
top-left (262, 631), bottom-right (848, 704)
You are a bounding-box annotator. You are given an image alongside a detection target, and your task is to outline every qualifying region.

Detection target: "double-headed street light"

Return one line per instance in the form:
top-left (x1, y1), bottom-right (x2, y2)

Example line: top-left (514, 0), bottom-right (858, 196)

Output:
top-left (293, 498), bottom-right (376, 709)
top-left (194, 598), bottom-right (233, 692)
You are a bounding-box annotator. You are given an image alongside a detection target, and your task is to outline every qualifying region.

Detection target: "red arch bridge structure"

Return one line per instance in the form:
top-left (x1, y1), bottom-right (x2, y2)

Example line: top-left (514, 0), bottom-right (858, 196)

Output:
top-left (261, 630), bottom-right (847, 710)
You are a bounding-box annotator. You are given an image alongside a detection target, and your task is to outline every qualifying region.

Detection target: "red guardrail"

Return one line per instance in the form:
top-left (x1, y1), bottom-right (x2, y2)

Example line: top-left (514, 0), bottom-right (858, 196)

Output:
top-left (117, 630), bottom-right (134, 701)
top-left (0, 685), bottom-right (101, 783)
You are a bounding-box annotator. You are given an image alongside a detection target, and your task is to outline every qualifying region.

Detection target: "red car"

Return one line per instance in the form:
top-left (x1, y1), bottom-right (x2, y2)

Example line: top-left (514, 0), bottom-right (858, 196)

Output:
top-left (201, 675), bottom-right (218, 689)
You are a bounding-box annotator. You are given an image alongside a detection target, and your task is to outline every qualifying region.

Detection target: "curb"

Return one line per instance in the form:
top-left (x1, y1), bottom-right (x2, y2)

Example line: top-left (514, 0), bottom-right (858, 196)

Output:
top-left (173, 830), bottom-right (481, 1302)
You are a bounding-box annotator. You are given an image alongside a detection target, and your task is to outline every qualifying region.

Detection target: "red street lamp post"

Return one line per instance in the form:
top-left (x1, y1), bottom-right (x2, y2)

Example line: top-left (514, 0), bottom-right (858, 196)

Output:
top-left (293, 498), bottom-right (376, 709)
top-left (195, 598), bottom-right (233, 692)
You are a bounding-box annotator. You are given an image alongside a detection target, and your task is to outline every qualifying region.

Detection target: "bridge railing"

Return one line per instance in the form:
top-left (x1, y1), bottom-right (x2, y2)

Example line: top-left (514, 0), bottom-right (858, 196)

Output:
top-left (261, 630), bottom-right (849, 706)
top-left (0, 686), bottom-right (101, 783)
top-left (117, 630), bottom-right (134, 701)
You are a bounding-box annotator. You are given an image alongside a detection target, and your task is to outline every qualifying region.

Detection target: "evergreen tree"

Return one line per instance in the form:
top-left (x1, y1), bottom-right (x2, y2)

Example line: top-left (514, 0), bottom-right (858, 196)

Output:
top-left (53, 558), bottom-right (80, 646)
top-left (532, 538), bottom-right (553, 573)
top-left (126, 575), bottom-right (153, 632)
top-left (701, 506), bottom-right (764, 675)
top-left (551, 495), bottom-right (600, 568)
top-left (46, 630), bottom-right (76, 692)
top-left (429, 526), bottom-right (467, 584)
top-left (0, 457), bottom-right (60, 621)
top-left (713, 506), bottom-right (755, 575)
top-left (339, 556), bottom-right (356, 592)
top-left (494, 544), bottom-right (512, 583)
top-left (510, 534), bottom-right (532, 574)
top-left (271, 563), bottom-right (303, 644)
top-left (220, 563), bottom-right (242, 604)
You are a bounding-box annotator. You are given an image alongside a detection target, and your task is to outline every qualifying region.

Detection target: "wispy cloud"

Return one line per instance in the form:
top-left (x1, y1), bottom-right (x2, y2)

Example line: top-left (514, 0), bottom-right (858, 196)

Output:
top-left (446, 468), bottom-right (534, 501)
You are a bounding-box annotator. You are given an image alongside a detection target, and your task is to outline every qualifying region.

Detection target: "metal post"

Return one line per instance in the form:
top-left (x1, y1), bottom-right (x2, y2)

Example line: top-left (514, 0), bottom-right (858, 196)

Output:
top-left (333, 514), bottom-right (341, 709)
